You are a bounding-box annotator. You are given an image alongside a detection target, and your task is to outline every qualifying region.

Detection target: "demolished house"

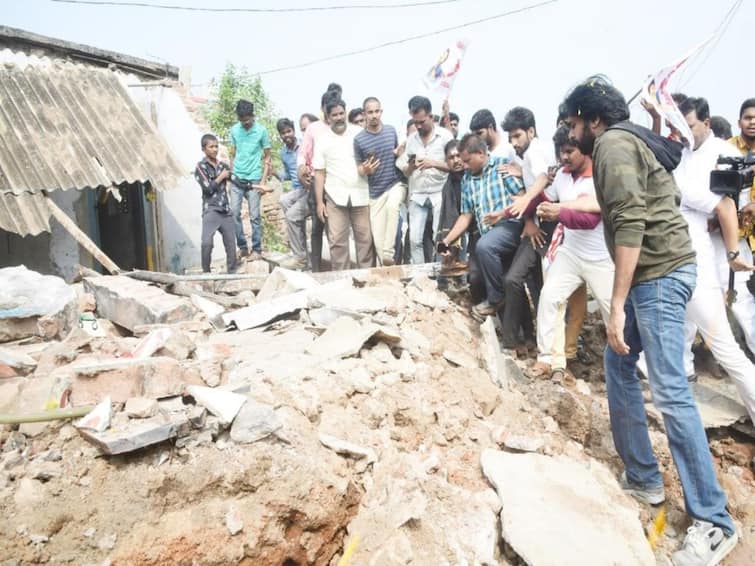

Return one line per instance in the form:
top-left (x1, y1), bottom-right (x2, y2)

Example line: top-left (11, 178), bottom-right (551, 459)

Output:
top-left (0, 26), bottom-right (225, 279)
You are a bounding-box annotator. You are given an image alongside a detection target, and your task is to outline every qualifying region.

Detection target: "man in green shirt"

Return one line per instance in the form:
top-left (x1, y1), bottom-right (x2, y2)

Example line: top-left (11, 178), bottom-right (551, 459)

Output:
top-left (561, 76), bottom-right (737, 566)
top-left (229, 99), bottom-right (271, 261)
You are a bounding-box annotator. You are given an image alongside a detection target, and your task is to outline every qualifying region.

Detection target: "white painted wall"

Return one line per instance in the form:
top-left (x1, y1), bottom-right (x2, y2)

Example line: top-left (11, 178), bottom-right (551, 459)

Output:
top-left (125, 82), bottom-right (208, 273)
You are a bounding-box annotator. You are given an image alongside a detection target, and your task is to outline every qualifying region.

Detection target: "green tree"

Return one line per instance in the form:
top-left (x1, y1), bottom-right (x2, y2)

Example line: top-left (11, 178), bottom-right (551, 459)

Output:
top-left (204, 63), bottom-right (287, 252)
top-left (204, 62), bottom-right (282, 164)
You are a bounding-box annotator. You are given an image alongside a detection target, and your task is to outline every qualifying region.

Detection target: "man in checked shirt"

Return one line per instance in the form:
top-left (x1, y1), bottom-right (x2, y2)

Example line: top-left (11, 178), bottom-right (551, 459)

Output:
top-left (439, 133), bottom-right (525, 321)
top-left (194, 134), bottom-right (238, 273)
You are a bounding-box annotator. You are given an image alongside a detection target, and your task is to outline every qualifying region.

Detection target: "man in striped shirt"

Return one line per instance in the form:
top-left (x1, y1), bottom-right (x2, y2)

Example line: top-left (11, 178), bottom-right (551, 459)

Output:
top-left (439, 133), bottom-right (524, 320)
top-left (354, 97), bottom-right (406, 266)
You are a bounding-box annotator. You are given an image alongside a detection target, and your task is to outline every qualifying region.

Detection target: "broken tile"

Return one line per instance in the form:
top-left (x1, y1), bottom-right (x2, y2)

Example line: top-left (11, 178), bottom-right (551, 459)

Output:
top-left (222, 290), bottom-right (309, 331)
top-left (230, 400), bottom-right (281, 444)
top-left (78, 414), bottom-right (189, 455)
top-left (124, 397), bottom-right (159, 419)
top-left (186, 385), bottom-right (246, 425)
top-left (256, 267), bottom-right (319, 301)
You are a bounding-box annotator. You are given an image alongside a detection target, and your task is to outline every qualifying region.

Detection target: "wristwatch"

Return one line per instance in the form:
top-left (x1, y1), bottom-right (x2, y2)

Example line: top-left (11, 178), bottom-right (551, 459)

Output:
top-left (727, 250), bottom-right (740, 261)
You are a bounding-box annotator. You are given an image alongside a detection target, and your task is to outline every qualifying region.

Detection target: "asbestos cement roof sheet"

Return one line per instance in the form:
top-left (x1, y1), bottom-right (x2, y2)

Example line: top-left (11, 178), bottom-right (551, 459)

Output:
top-left (0, 59), bottom-right (185, 235)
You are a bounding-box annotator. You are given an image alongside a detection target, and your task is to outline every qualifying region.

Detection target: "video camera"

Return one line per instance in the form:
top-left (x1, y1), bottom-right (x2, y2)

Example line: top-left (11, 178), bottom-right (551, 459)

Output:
top-left (710, 151), bottom-right (755, 199)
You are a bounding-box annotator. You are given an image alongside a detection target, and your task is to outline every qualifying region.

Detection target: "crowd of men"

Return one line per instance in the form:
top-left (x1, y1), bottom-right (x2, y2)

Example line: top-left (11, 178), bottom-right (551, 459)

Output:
top-left (194, 78), bottom-right (755, 566)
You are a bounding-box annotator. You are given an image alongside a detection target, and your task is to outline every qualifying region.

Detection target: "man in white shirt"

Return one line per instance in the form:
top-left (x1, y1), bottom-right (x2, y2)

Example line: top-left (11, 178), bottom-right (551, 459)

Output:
top-left (314, 98), bottom-right (373, 270)
top-left (532, 127), bottom-right (613, 380)
top-left (673, 96), bottom-right (755, 421)
top-left (469, 108), bottom-right (517, 161)
top-left (401, 95), bottom-right (453, 264)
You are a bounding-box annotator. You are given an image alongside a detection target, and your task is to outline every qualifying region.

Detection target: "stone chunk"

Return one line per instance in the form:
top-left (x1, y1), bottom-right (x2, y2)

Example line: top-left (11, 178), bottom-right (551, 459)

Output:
top-left (230, 400), bottom-right (281, 444)
top-left (480, 450), bottom-right (653, 566)
top-left (0, 346), bottom-right (38, 376)
top-left (222, 290), bottom-right (309, 331)
top-left (442, 349), bottom-right (479, 369)
top-left (225, 507), bottom-right (243, 536)
top-left (256, 267), bottom-right (319, 301)
top-left (124, 397), bottom-right (159, 419)
top-left (319, 433), bottom-right (377, 463)
top-left (83, 275), bottom-right (196, 332)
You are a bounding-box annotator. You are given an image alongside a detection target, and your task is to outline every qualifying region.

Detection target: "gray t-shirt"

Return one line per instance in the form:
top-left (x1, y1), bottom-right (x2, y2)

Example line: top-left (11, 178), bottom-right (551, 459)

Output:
top-left (354, 125), bottom-right (402, 199)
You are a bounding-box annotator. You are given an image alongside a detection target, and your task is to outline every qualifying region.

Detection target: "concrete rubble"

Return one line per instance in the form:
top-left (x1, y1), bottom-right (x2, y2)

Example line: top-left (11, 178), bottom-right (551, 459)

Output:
top-left (0, 265), bottom-right (752, 565)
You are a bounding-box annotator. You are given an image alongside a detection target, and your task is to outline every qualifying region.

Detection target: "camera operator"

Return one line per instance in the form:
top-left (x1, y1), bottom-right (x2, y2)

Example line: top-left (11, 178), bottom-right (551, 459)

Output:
top-left (709, 97), bottom-right (755, 358)
top-left (674, 97), bottom-right (755, 424)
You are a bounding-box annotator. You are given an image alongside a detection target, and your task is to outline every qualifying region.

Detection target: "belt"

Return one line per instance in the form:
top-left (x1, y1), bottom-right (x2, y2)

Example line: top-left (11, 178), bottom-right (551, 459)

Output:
top-left (231, 175), bottom-right (259, 188)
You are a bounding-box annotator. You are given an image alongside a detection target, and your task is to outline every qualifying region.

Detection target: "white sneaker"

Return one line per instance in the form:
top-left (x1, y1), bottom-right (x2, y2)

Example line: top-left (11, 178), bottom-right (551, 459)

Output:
top-left (619, 471), bottom-right (666, 505)
top-left (671, 521), bottom-right (738, 566)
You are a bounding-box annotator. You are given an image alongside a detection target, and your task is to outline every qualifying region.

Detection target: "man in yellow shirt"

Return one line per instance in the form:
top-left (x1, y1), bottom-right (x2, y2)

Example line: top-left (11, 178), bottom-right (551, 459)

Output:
top-left (727, 97), bottom-right (755, 248)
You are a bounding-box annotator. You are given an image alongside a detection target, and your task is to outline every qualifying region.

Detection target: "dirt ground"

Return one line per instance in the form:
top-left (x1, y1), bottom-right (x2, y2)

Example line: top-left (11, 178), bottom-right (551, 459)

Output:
top-left (0, 272), bottom-right (753, 565)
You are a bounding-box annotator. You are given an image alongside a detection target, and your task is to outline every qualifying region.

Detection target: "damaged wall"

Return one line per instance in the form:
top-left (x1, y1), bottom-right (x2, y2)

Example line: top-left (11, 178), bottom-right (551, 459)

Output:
top-left (126, 83), bottom-right (227, 274)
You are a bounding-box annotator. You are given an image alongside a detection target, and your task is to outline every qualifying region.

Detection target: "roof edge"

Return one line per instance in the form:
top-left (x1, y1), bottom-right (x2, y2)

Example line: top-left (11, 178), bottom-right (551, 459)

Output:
top-left (0, 25), bottom-right (179, 80)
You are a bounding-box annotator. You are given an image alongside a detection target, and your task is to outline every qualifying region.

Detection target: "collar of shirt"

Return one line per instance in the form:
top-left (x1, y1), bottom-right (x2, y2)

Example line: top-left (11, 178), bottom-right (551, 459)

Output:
top-left (566, 160), bottom-right (593, 179)
top-left (282, 140), bottom-right (300, 155)
top-left (728, 135), bottom-right (751, 155)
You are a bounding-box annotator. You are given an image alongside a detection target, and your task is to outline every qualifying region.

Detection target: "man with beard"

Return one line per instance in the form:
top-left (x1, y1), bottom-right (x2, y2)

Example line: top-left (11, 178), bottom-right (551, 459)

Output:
top-left (402, 95), bottom-right (453, 264)
top-left (354, 97), bottom-right (405, 266)
top-left (313, 98), bottom-right (373, 270)
top-left (469, 108), bottom-right (516, 161)
top-left (562, 75), bottom-right (737, 566)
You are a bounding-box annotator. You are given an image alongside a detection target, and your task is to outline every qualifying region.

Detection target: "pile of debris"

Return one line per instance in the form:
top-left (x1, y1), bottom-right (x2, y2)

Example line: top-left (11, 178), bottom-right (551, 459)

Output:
top-left (0, 263), bottom-right (752, 565)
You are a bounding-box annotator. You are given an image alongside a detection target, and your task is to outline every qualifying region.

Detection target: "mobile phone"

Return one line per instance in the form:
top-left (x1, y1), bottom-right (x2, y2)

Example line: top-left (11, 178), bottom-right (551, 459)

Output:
top-left (436, 241), bottom-right (450, 254)
top-left (366, 150), bottom-right (377, 161)
top-left (407, 154), bottom-right (416, 162)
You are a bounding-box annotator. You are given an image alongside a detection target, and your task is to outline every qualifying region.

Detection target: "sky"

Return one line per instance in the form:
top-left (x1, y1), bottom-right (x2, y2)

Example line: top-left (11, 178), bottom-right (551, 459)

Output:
top-left (3, 0), bottom-right (751, 144)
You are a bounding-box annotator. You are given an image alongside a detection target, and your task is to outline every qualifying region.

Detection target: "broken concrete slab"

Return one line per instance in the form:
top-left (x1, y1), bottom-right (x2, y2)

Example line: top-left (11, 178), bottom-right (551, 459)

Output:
top-left (75, 397), bottom-right (112, 432)
top-left (306, 317), bottom-right (399, 360)
top-left (78, 413), bottom-right (189, 455)
top-left (481, 450), bottom-right (653, 566)
top-left (319, 433), bottom-right (377, 463)
top-left (308, 280), bottom-right (389, 313)
top-left (83, 275), bottom-right (196, 332)
top-left (442, 349), bottom-right (479, 369)
top-left (256, 267), bottom-right (319, 302)
top-left (691, 380), bottom-right (749, 428)
top-left (222, 290), bottom-right (309, 331)
top-left (190, 294), bottom-right (225, 326)
top-left (480, 316), bottom-right (509, 389)
top-left (0, 266), bottom-right (77, 342)
top-left (186, 385), bottom-right (246, 425)
top-left (308, 307), bottom-right (364, 328)
top-left (229, 400), bottom-right (281, 444)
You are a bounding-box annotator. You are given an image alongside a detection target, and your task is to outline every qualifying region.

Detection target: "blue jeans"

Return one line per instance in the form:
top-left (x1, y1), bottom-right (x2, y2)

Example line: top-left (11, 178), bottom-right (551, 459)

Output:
top-left (409, 197), bottom-right (440, 264)
top-left (605, 263), bottom-right (735, 535)
top-left (475, 221), bottom-right (522, 305)
top-left (230, 182), bottom-right (262, 253)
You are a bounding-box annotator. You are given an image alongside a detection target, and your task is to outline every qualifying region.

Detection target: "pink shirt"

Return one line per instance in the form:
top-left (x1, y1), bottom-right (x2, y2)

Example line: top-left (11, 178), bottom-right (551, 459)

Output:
top-left (297, 120), bottom-right (329, 169)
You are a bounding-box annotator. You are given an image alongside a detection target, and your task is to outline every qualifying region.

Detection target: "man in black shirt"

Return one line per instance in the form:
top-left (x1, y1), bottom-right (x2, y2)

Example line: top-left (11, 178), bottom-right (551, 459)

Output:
top-left (194, 134), bottom-right (238, 273)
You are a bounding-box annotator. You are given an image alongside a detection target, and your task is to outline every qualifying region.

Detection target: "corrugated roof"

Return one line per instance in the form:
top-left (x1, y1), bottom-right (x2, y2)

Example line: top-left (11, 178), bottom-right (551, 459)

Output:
top-left (0, 59), bottom-right (186, 235)
top-left (0, 191), bottom-right (50, 236)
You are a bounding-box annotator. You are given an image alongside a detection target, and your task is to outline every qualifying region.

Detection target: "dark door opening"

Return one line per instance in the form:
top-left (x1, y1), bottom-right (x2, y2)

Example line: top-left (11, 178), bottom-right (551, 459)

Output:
top-left (96, 182), bottom-right (148, 271)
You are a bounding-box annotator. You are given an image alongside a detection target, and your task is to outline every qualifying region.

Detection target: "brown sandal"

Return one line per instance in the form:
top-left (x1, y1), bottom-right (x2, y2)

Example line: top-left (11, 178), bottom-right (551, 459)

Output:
top-left (551, 368), bottom-right (576, 387)
top-left (525, 361), bottom-right (551, 379)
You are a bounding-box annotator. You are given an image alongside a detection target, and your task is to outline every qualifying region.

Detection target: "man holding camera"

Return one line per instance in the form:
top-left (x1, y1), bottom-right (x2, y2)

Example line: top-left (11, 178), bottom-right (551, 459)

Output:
top-left (673, 96), bottom-right (755, 423)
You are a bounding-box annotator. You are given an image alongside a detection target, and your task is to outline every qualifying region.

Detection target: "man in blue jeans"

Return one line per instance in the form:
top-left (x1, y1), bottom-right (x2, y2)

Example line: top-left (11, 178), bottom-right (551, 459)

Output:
top-left (229, 99), bottom-right (271, 261)
top-left (562, 76), bottom-right (737, 566)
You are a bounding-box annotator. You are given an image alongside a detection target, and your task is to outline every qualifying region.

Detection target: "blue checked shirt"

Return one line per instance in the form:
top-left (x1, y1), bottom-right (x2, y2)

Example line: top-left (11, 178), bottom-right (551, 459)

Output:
top-left (461, 155), bottom-right (524, 234)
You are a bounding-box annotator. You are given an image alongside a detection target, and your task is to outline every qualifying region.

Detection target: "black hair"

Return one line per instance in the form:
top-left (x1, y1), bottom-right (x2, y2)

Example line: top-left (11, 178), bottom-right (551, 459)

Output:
top-left (561, 75), bottom-right (630, 127)
top-left (469, 109), bottom-right (496, 132)
top-left (235, 99), bottom-right (254, 117)
top-left (458, 133), bottom-right (487, 154)
top-left (326, 83), bottom-right (342, 97)
top-left (739, 98), bottom-right (755, 119)
top-left (300, 113), bottom-right (319, 124)
top-left (710, 116), bottom-right (732, 140)
top-left (449, 112), bottom-right (459, 123)
top-left (348, 108), bottom-right (364, 124)
top-left (502, 106), bottom-right (537, 133)
top-left (321, 89), bottom-right (341, 110)
top-left (552, 125), bottom-right (574, 152)
top-left (671, 92), bottom-right (688, 106)
top-left (408, 95), bottom-right (432, 115)
top-left (444, 139), bottom-right (459, 155)
top-left (363, 96), bottom-right (380, 109)
top-left (325, 98), bottom-right (346, 116)
top-left (201, 133), bottom-right (217, 148)
top-left (679, 97), bottom-right (710, 122)
top-left (276, 118), bottom-right (295, 133)
top-left (556, 103), bottom-right (568, 126)
top-left (406, 118), bottom-right (415, 132)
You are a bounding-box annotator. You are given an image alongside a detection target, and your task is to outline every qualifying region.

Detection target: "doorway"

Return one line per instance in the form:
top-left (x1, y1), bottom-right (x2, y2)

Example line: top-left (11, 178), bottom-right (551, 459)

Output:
top-left (96, 182), bottom-right (148, 271)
